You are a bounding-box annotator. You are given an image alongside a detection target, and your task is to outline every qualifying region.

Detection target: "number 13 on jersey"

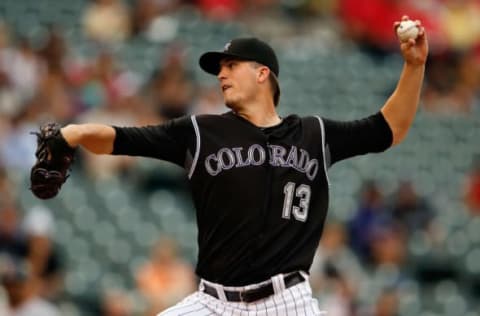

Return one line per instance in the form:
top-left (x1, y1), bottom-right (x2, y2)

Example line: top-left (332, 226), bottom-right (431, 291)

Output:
top-left (282, 182), bottom-right (311, 222)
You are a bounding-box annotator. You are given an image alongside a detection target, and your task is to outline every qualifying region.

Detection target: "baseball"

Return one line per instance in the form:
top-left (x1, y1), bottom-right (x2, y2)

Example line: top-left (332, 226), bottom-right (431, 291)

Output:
top-left (396, 20), bottom-right (419, 42)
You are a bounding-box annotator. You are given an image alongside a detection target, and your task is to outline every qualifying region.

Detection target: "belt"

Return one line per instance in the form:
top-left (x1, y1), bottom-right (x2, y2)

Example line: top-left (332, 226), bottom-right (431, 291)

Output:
top-left (201, 272), bottom-right (305, 303)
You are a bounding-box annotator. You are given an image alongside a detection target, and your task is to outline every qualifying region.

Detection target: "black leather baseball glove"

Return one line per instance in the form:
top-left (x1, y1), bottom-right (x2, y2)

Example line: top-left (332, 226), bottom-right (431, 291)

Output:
top-left (30, 123), bottom-right (76, 199)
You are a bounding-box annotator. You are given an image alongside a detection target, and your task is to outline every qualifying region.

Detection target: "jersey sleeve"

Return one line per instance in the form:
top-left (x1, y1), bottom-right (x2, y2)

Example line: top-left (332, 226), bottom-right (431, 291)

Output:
top-left (111, 116), bottom-right (195, 167)
top-left (323, 111), bottom-right (393, 166)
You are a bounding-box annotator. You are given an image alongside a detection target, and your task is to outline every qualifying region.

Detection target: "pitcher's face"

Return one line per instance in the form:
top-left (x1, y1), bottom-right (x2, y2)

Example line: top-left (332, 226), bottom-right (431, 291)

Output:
top-left (217, 59), bottom-right (260, 109)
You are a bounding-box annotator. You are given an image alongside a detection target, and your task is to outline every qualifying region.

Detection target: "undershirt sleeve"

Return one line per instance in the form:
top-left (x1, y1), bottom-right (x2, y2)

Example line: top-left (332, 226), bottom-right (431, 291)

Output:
top-left (323, 111), bottom-right (393, 166)
top-left (111, 116), bottom-right (194, 167)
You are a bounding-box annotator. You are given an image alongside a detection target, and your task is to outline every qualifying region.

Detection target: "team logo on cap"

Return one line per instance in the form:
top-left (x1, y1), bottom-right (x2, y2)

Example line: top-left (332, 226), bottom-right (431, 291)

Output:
top-left (223, 42), bottom-right (231, 52)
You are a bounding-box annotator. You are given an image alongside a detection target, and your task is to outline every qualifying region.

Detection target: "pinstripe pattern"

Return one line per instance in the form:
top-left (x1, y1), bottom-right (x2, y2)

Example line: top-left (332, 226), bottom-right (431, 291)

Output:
top-left (298, 281), bottom-right (314, 315)
top-left (290, 285), bottom-right (299, 316)
top-left (158, 293), bottom-right (210, 316)
top-left (280, 284), bottom-right (288, 314)
top-left (272, 287), bottom-right (280, 315)
top-left (158, 275), bottom-right (326, 315)
top-left (273, 292), bottom-right (279, 316)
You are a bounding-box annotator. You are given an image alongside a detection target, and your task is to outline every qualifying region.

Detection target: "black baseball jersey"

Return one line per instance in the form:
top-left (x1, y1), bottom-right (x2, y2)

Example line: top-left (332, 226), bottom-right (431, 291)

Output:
top-left (112, 111), bottom-right (392, 286)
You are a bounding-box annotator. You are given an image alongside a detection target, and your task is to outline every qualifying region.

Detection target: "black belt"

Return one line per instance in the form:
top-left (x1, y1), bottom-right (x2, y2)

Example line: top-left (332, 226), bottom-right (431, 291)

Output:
top-left (202, 272), bottom-right (305, 303)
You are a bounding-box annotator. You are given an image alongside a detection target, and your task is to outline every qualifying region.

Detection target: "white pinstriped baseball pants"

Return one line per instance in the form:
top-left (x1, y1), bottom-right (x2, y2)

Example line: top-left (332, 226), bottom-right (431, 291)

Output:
top-left (158, 272), bottom-right (326, 316)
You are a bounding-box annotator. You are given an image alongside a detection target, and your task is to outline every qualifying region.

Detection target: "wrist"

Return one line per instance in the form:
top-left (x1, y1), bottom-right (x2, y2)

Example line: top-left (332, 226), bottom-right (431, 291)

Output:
top-left (404, 61), bottom-right (425, 68)
top-left (60, 124), bottom-right (81, 148)
top-left (404, 57), bottom-right (427, 69)
top-left (403, 63), bottom-right (426, 76)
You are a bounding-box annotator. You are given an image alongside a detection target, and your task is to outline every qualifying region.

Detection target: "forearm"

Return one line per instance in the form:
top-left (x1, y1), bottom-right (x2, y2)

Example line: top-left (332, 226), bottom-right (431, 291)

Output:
top-left (61, 124), bottom-right (116, 154)
top-left (381, 63), bottom-right (425, 145)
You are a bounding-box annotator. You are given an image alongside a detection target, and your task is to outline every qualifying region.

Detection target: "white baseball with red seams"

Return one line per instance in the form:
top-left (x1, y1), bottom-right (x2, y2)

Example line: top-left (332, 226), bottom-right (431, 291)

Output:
top-left (396, 20), bottom-right (419, 42)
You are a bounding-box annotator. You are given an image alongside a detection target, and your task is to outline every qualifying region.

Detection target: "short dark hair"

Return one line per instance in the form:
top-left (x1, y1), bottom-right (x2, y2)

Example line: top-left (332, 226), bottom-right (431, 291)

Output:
top-left (269, 72), bottom-right (280, 107)
top-left (251, 62), bottom-right (280, 106)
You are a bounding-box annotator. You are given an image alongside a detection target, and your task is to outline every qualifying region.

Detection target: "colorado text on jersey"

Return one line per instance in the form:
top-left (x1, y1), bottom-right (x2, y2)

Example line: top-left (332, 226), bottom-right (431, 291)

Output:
top-left (204, 144), bottom-right (319, 180)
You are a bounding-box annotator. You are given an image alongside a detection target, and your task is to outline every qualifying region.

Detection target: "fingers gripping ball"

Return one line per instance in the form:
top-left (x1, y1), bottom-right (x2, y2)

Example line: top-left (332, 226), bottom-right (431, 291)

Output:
top-left (396, 20), bottom-right (419, 42)
top-left (30, 123), bottom-right (76, 199)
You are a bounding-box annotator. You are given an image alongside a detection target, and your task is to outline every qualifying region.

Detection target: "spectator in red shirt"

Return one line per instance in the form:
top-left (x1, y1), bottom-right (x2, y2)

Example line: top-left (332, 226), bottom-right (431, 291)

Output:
top-left (338, 0), bottom-right (441, 55)
top-left (196, 0), bottom-right (242, 20)
top-left (464, 156), bottom-right (480, 214)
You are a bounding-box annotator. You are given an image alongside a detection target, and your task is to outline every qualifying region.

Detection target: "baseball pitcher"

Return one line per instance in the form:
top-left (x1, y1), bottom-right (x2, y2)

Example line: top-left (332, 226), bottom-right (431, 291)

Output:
top-left (31, 16), bottom-right (428, 316)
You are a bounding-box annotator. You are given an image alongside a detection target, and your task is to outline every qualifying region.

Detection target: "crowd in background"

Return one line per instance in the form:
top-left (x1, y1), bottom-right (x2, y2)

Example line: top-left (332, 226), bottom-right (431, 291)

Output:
top-left (310, 179), bottom-right (436, 316)
top-left (0, 0), bottom-right (480, 315)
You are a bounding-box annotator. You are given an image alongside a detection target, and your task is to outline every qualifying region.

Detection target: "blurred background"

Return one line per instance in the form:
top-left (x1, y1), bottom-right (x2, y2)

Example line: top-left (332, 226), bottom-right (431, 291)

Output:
top-left (0, 0), bottom-right (479, 315)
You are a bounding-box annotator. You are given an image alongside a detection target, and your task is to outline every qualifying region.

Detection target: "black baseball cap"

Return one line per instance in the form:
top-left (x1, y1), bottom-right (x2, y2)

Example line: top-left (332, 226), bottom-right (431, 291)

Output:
top-left (199, 38), bottom-right (281, 105)
top-left (199, 37), bottom-right (279, 77)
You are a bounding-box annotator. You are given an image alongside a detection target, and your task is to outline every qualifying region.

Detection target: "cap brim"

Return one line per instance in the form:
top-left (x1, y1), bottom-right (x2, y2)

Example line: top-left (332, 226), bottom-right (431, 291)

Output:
top-left (199, 52), bottom-right (250, 75)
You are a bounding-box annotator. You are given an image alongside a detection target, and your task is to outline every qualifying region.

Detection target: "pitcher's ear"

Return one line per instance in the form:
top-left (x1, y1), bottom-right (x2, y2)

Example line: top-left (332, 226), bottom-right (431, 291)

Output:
top-left (257, 66), bottom-right (270, 83)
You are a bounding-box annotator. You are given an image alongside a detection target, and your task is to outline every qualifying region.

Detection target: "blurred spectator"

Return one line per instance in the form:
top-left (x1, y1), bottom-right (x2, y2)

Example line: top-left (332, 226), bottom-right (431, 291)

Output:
top-left (456, 47), bottom-right (480, 106)
top-left (192, 85), bottom-right (227, 115)
top-left (0, 168), bottom-right (16, 207)
top-left (388, 180), bottom-right (434, 233)
top-left (242, 0), bottom-right (280, 15)
top-left (0, 21), bottom-right (22, 122)
top-left (74, 51), bottom-right (142, 179)
top-left (423, 49), bottom-right (480, 114)
top-left (35, 27), bottom-right (77, 122)
top-left (38, 26), bottom-right (67, 76)
top-left (310, 222), bottom-right (364, 316)
top-left (359, 288), bottom-right (399, 316)
top-left (70, 49), bottom-right (144, 115)
top-left (464, 156), bottom-right (480, 214)
top-left (0, 31), bottom-right (41, 122)
top-left (301, 0), bottom-right (339, 17)
top-left (132, 0), bottom-right (160, 35)
top-left (131, 0), bottom-right (180, 38)
top-left (22, 206), bottom-right (64, 302)
top-left (0, 101), bottom-right (41, 171)
top-left (196, 0), bottom-right (243, 21)
top-left (0, 203), bottom-right (27, 260)
top-left (348, 180), bottom-right (393, 264)
top-left (370, 226), bottom-right (407, 268)
top-left (423, 52), bottom-right (465, 114)
top-left (0, 255), bottom-right (61, 316)
top-left (315, 265), bottom-right (354, 316)
top-left (36, 70), bottom-right (75, 123)
top-left (0, 284), bottom-right (7, 316)
top-left (145, 44), bottom-right (195, 121)
top-left (136, 237), bottom-right (196, 315)
top-left (338, 0), bottom-right (441, 56)
top-left (1, 38), bottom-right (43, 103)
top-left (83, 0), bottom-right (131, 44)
top-left (420, 1), bottom-right (480, 115)
top-left (440, 0), bottom-right (480, 52)
top-left (101, 289), bottom-right (133, 316)
top-left (72, 50), bottom-right (127, 110)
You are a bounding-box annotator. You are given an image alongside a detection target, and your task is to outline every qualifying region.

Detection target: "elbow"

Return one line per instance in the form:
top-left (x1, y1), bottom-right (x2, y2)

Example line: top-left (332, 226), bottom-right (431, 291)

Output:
top-left (381, 110), bottom-right (413, 146)
top-left (391, 126), bottom-right (410, 146)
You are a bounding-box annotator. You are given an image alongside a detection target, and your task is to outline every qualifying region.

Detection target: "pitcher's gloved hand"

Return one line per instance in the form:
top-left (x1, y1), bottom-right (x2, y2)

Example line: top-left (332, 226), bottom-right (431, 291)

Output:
top-left (30, 122), bottom-right (76, 199)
